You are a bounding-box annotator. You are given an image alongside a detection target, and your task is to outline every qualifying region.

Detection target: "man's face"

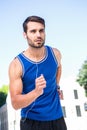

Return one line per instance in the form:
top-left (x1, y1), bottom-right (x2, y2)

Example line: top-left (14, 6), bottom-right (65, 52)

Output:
top-left (24, 21), bottom-right (45, 48)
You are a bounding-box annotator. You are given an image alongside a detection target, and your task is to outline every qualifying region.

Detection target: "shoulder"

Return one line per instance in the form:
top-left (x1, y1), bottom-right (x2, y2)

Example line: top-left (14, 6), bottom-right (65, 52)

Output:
top-left (9, 57), bottom-right (22, 77)
top-left (52, 47), bottom-right (61, 58)
top-left (51, 47), bottom-right (62, 66)
top-left (9, 57), bottom-right (21, 69)
top-left (46, 45), bottom-right (61, 58)
top-left (46, 45), bottom-right (62, 66)
top-left (53, 47), bottom-right (62, 60)
top-left (46, 45), bottom-right (62, 64)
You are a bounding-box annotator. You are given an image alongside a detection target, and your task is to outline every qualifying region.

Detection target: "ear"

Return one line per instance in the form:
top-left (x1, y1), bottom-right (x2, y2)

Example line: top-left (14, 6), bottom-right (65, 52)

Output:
top-left (23, 32), bottom-right (27, 39)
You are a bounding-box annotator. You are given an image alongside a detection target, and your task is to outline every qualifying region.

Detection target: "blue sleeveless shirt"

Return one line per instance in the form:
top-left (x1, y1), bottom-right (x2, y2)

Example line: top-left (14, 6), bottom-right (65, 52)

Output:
top-left (17, 45), bottom-right (63, 121)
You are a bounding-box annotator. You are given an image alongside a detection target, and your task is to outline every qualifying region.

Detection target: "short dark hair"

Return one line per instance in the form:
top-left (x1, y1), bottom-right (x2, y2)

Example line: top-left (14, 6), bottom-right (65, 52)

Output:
top-left (23, 16), bottom-right (45, 33)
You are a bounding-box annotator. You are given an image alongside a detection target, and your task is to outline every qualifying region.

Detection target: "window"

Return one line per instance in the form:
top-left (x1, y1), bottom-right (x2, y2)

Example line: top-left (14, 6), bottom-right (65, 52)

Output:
top-left (76, 105), bottom-right (81, 117)
top-left (62, 106), bottom-right (66, 118)
top-left (84, 102), bottom-right (87, 111)
top-left (74, 90), bottom-right (78, 99)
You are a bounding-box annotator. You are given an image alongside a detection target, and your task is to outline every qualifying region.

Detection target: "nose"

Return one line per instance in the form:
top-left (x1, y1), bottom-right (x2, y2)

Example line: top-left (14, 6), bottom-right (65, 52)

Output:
top-left (36, 31), bottom-right (41, 37)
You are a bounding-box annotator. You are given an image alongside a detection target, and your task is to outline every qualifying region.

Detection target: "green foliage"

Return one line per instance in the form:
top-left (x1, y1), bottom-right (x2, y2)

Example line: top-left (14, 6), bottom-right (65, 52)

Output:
top-left (0, 92), bottom-right (7, 107)
top-left (0, 85), bottom-right (9, 107)
top-left (0, 85), bottom-right (9, 94)
top-left (76, 59), bottom-right (87, 96)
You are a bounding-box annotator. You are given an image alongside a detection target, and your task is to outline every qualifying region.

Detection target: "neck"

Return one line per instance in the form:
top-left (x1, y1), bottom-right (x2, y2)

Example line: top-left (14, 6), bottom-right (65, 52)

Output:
top-left (25, 46), bottom-right (45, 62)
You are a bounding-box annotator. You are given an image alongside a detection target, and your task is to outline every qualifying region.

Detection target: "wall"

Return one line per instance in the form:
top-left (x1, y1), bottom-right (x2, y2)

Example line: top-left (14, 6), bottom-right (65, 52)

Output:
top-left (0, 104), bottom-right (8, 130)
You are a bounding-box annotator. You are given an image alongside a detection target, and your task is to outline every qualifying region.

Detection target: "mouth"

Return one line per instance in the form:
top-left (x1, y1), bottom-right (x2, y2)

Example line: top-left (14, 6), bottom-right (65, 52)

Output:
top-left (35, 39), bottom-right (43, 44)
top-left (36, 38), bottom-right (42, 42)
top-left (36, 40), bottom-right (42, 43)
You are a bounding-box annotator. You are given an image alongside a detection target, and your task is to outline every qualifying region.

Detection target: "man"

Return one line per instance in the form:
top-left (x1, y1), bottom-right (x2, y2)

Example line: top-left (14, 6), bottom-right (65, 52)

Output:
top-left (9, 16), bottom-right (67, 130)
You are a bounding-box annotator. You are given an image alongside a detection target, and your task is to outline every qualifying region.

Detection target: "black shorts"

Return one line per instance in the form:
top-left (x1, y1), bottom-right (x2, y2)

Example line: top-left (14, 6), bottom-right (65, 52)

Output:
top-left (20, 117), bottom-right (67, 130)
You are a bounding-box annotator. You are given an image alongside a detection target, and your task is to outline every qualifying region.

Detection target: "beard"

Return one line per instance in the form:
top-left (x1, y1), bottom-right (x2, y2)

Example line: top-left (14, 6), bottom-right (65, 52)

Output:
top-left (29, 42), bottom-right (45, 48)
top-left (27, 37), bottom-right (45, 49)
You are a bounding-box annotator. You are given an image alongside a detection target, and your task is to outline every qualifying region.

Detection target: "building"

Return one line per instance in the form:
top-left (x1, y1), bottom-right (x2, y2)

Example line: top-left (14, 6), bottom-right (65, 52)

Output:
top-left (60, 76), bottom-right (87, 130)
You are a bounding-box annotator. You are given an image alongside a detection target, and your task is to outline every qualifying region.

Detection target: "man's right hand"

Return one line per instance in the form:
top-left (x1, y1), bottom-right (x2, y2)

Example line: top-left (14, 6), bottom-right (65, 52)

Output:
top-left (35, 74), bottom-right (46, 96)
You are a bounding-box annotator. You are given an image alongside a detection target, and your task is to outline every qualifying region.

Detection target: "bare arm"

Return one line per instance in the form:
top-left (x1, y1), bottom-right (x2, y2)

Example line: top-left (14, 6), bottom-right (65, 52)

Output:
top-left (8, 58), bottom-right (46, 110)
top-left (53, 48), bottom-right (63, 99)
top-left (53, 48), bottom-right (62, 84)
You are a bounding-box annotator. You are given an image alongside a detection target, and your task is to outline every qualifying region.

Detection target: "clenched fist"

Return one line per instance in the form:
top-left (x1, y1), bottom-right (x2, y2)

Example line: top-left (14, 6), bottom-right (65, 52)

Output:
top-left (35, 74), bottom-right (46, 96)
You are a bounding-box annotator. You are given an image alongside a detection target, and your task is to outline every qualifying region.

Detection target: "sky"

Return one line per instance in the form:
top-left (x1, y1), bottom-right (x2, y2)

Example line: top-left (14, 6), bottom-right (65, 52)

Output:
top-left (0, 0), bottom-right (87, 86)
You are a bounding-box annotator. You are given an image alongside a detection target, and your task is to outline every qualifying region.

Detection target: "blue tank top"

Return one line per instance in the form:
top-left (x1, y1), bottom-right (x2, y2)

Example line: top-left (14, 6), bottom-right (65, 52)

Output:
top-left (17, 45), bottom-right (63, 121)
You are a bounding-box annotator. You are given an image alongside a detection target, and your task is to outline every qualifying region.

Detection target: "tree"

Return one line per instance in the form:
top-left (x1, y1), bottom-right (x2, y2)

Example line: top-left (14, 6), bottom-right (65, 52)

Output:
top-left (0, 85), bottom-right (9, 107)
top-left (0, 85), bottom-right (9, 93)
top-left (0, 92), bottom-right (7, 107)
top-left (76, 59), bottom-right (87, 97)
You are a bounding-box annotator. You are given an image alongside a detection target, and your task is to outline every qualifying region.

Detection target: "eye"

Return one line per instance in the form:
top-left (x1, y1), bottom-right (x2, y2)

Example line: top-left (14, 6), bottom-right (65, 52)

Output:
top-left (30, 30), bottom-right (36, 33)
top-left (39, 29), bottom-right (45, 33)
